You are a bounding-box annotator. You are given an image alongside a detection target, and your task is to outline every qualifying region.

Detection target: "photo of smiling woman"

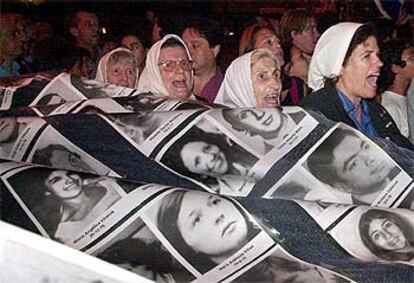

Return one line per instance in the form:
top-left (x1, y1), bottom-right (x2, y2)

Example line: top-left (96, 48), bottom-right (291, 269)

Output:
top-left (8, 168), bottom-right (123, 243)
top-left (155, 190), bottom-right (261, 273)
top-left (160, 126), bottom-right (258, 195)
top-left (359, 209), bottom-right (414, 263)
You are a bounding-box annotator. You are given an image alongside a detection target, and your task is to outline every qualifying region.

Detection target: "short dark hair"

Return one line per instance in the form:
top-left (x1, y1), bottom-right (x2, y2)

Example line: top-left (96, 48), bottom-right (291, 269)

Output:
top-left (65, 9), bottom-right (97, 31)
top-left (32, 144), bottom-right (77, 167)
top-left (279, 8), bottom-right (315, 45)
top-left (378, 40), bottom-right (411, 93)
top-left (359, 209), bottom-right (414, 261)
top-left (307, 128), bottom-right (359, 187)
top-left (343, 24), bottom-right (378, 67)
top-left (182, 17), bottom-right (222, 48)
top-left (157, 190), bottom-right (218, 273)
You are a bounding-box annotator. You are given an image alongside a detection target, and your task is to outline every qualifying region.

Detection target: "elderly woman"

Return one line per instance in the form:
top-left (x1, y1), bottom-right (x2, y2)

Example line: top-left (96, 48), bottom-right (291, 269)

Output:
top-left (300, 23), bottom-right (413, 150)
top-left (137, 34), bottom-right (195, 100)
top-left (95, 47), bottom-right (139, 88)
top-left (214, 49), bottom-right (282, 108)
top-left (359, 209), bottom-right (414, 263)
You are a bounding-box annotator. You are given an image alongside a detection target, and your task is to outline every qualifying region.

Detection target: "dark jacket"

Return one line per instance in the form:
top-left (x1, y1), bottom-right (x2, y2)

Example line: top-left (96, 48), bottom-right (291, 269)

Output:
top-left (299, 82), bottom-right (414, 150)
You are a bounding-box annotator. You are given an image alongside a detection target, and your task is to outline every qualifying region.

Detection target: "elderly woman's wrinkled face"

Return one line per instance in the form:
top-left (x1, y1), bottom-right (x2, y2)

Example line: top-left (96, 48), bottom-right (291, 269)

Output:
top-left (158, 46), bottom-right (193, 99)
top-left (180, 141), bottom-right (228, 176)
top-left (253, 28), bottom-right (284, 66)
top-left (337, 36), bottom-right (383, 100)
top-left (368, 217), bottom-right (408, 251)
top-left (107, 60), bottom-right (137, 88)
top-left (177, 191), bottom-right (249, 259)
top-left (251, 56), bottom-right (281, 107)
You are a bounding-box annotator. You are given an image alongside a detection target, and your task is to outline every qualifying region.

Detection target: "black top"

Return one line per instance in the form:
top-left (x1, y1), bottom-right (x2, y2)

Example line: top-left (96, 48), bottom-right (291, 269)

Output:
top-left (299, 82), bottom-right (414, 150)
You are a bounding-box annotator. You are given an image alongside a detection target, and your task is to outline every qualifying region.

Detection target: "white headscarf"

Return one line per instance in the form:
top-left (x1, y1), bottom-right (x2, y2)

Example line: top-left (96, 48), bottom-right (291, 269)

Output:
top-left (95, 47), bottom-right (139, 88)
top-left (308, 22), bottom-right (363, 91)
top-left (214, 51), bottom-right (256, 107)
top-left (137, 34), bottom-right (193, 97)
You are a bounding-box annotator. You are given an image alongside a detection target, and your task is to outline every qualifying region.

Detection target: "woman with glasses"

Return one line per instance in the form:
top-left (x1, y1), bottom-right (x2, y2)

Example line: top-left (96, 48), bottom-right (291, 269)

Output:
top-left (138, 34), bottom-right (196, 100)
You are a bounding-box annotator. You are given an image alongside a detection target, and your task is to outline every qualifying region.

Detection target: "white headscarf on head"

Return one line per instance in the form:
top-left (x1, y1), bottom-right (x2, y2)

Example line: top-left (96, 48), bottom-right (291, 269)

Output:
top-left (308, 22), bottom-right (363, 91)
top-left (95, 47), bottom-right (139, 88)
top-left (137, 34), bottom-right (193, 97)
top-left (214, 51), bottom-right (257, 108)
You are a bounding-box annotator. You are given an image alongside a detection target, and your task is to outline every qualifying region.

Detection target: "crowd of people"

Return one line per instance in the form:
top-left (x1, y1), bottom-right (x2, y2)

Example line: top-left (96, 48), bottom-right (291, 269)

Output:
top-left (0, 2), bottom-right (413, 144)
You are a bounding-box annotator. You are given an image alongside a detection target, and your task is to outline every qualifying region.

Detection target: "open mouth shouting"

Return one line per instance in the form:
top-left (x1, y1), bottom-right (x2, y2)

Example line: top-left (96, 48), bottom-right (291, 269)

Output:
top-left (367, 73), bottom-right (380, 90)
top-left (263, 90), bottom-right (280, 107)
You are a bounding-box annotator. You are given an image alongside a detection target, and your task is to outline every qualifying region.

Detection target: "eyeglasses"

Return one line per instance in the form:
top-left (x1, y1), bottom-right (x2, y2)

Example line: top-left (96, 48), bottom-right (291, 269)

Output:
top-left (158, 59), bottom-right (193, 72)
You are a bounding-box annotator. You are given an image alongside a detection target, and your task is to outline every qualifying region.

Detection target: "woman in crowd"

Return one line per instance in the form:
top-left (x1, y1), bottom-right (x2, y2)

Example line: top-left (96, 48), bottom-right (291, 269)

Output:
top-left (359, 208), bottom-right (414, 263)
top-left (214, 48), bottom-right (282, 108)
top-left (95, 47), bottom-right (139, 88)
top-left (279, 8), bottom-right (319, 105)
top-left (300, 22), bottom-right (413, 150)
top-left (156, 190), bottom-right (261, 273)
top-left (239, 23), bottom-right (284, 66)
top-left (138, 34), bottom-right (195, 100)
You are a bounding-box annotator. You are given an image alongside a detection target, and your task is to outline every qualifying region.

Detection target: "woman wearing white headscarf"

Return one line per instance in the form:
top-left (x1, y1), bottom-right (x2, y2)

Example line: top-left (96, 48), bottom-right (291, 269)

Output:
top-left (95, 47), bottom-right (139, 88)
top-left (214, 49), bottom-right (282, 108)
top-left (137, 34), bottom-right (195, 100)
top-left (300, 22), bottom-right (413, 150)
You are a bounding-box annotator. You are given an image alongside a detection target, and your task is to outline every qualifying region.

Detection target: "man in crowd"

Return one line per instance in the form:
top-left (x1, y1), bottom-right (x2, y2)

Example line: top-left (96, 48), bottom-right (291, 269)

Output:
top-left (121, 34), bottom-right (147, 75)
top-left (379, 40), bottom-right (414, 138)
top-left (181, 17), bottom-right (224, 104)
top-left (66, 10), bottom-right (101, 78)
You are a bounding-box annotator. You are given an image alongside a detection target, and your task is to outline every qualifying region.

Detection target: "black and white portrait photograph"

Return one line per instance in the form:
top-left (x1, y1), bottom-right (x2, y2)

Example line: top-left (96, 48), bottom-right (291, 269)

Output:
top-left (5, 167), bottom-right (124, 243)
top-left (70, 74), bottom-right (130, 98)
top-left (235, 247), bottom-right (351, 283)
top-left (115, 93), bottom-right (168, 111)
top-left (209, 107), bottom-right (307, 155)
top-left (160, 117), bottom-right (259, 195)
top-left (26, 124), bottom-right (114, 176)
top-left (144, 190), bottom-right (262, 274)
top-left (30, 73), bottom-right (81, 107)
top-left (96, 217), bottom-right (195, 282)
top-left (303, 127), bottom-right (401, 205)
top-left (329, 206), bottom-right (414, 265)
top-left (107, 112), bottom-right (163, 146)
top-left (0, 116), bottom-right (29, 158)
